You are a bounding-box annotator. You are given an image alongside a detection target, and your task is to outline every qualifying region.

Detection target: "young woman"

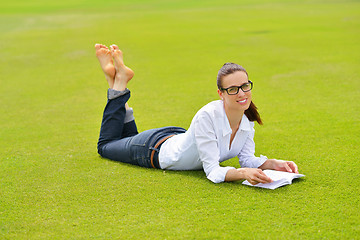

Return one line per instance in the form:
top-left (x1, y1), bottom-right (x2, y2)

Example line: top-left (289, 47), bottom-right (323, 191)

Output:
top-left (95, 43), bottom-right (298, 185)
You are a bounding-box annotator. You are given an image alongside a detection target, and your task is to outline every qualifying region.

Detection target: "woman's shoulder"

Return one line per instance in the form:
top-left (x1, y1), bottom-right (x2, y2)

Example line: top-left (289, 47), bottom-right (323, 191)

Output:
top-left (196, 100), bottom-right (224, 118)
top-left (189, 100), bottom-right (225, 131)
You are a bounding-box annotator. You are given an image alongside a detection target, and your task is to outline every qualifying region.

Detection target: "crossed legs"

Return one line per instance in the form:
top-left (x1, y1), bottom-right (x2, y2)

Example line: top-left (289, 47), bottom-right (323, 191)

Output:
top-left (96, 44), bottom-right (138, 155)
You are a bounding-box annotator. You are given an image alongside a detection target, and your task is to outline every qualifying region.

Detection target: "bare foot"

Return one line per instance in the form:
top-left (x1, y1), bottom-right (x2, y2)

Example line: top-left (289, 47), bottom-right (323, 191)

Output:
top-left (110, 44), bottom-right (134, 91)
top-left (95, 43), bottom-right (116, 88)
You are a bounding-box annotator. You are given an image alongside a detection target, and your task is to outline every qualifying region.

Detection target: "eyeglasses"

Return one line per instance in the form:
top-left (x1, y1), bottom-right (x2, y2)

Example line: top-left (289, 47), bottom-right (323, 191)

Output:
top-left (220, 81), bottom-right (253, 95)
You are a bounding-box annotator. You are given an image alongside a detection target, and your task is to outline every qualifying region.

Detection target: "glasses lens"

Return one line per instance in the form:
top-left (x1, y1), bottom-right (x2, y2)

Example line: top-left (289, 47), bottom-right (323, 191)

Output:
top-left (227, 87), bottom-right (239, 95)
top-left (241, 83), bottom-right (252, 92)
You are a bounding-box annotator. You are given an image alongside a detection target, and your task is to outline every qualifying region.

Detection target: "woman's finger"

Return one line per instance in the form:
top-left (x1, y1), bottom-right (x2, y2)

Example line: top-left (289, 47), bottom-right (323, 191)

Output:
top-left (289, 161), bottom-right (298, 173)
top-left (257, 171), bottom-right (272, 183)
top-left (249, 180), bottom-right (258, 185)
top-left (283, 162), bottom-right (293, 173)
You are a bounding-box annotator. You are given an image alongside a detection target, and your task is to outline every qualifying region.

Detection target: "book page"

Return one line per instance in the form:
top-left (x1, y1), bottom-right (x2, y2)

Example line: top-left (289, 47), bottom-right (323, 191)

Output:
top-left (242, 170), bottom-right (305, 189)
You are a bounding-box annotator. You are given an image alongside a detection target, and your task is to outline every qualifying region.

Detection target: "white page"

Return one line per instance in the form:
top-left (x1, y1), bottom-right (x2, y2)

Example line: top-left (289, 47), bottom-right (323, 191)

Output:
top-left (242, 170), bottom-right (305, 189)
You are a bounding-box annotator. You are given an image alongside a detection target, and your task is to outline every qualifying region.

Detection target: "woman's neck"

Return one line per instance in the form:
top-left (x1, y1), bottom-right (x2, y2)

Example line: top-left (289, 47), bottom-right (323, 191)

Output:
top-left (224, 105), bottom-right (244, 131)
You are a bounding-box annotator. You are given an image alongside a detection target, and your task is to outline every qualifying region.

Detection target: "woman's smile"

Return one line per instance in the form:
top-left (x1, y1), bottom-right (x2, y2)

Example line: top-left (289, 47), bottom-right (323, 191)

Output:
top-left (237, 98), bottom-right (248, 104)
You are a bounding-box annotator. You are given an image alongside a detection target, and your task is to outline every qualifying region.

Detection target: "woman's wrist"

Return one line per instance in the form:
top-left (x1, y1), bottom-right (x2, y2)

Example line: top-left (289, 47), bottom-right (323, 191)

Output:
top-left (225, 168), bottom-right (246, 182)
top-left (236, 168), bottom-right (246, 179)
top-left (259, 159), bottom-right (276, 170)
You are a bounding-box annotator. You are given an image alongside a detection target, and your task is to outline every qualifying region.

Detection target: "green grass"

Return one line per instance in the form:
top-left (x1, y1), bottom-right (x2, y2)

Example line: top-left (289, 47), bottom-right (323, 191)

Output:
top-left (1, 0), bottom-right (359, 239)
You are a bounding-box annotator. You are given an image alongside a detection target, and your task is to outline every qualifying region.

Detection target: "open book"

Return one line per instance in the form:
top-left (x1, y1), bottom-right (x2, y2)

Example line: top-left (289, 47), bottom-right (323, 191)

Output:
top-left (242, 170), bottom-right (305, 189)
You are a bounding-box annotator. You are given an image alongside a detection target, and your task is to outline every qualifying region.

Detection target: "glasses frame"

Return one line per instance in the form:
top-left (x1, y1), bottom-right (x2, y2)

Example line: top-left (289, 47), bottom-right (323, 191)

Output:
top-left (220, 80), bottom-right (253, 95)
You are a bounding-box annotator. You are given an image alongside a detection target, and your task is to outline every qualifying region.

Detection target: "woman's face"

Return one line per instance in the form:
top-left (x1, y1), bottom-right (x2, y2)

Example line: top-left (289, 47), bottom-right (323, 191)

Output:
top-left (217, 71), bottom-right (252, 113)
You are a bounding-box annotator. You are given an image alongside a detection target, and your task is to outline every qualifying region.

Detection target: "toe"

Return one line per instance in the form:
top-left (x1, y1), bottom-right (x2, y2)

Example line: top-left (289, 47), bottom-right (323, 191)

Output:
top-left (100, 44), bottom-right (109, 49)
top-left (111, 44), bottom-right (119, 50)
top-left (110, 47), bottom-right (122, 57)
top-left (95, 43), bottom-right (109, 50)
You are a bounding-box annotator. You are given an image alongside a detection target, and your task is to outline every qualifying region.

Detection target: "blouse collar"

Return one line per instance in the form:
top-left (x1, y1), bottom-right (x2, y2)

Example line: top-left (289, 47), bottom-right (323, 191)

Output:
top-left (217, 100), bottom-right (252, 136)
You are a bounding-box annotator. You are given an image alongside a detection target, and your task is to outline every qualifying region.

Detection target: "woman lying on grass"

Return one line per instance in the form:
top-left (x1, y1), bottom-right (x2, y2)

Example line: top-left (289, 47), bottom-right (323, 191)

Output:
top-left (95, 43), bottom-right (298, 185)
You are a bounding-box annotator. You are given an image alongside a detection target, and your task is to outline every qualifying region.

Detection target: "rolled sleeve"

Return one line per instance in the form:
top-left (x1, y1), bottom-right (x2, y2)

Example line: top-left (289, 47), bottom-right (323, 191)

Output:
top-left (207, 166), bottom-right (236, 183)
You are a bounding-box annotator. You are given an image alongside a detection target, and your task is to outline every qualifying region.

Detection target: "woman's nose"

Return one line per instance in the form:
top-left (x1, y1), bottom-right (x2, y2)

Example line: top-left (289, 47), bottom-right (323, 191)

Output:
top-left (237, 90), bottom-right (245, 97)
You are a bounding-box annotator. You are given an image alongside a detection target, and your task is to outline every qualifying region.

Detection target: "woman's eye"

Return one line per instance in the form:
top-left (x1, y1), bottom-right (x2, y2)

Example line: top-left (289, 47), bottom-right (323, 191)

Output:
top-left (228, 87), bottom-right (238, 93)
top-left (242, 84), bottom-right (250, 90)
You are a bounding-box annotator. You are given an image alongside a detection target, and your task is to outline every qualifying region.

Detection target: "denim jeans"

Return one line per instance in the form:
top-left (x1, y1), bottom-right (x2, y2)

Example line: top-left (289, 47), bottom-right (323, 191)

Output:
top-left (97, 91), bottom-right (186, 168)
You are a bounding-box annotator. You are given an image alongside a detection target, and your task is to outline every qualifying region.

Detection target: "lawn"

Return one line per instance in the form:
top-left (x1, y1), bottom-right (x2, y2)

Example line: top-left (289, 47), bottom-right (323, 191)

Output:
top-left (1, 0), bottom-right (359, 239)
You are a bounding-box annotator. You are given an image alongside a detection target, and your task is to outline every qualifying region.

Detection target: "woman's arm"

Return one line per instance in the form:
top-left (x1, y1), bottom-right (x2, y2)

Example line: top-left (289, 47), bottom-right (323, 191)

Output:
top-left (259, 159), bottom-right (299, 173)
top-left (237, 130), bottom-right (268, 169)
top-left (194, 114), bottom-right (236, 183)
top-left (225, 168), bottom-right (273, 185)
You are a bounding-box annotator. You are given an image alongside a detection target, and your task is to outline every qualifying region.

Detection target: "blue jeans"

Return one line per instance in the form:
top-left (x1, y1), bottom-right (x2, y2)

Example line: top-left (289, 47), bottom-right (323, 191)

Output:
top-left (97, 91), bottom-right (186, 168)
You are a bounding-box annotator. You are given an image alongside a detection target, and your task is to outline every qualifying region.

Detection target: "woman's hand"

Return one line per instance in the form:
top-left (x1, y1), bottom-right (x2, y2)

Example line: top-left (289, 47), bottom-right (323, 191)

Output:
top-left (236, 168), bottom-right (273, 185)
top-left (260, 159), bottom-right (299, 174)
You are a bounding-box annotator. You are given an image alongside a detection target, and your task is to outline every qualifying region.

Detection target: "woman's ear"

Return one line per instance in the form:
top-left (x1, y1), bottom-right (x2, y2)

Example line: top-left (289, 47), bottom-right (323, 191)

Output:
top-left (217, 89), bottom-right (224, 100)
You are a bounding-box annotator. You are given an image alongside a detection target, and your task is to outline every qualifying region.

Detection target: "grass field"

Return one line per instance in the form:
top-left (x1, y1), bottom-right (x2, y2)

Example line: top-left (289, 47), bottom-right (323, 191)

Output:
top-left (1, 0), bottom-right (359, 239)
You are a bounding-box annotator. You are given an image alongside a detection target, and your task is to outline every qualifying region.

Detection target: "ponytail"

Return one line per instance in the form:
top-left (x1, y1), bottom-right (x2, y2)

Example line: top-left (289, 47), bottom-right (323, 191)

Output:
top-left (245, 101), bottom-right (263, 125)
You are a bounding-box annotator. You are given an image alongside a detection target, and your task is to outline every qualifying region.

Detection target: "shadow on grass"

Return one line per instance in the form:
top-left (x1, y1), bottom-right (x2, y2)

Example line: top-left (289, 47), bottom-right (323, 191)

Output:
top-left (102, 156), bottom-right (206, 177)
top-left (101, 156), bottom-right (306, 191)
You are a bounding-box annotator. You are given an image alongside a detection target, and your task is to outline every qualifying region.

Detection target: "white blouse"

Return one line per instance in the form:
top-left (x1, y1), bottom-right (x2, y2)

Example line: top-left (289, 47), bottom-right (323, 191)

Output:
top-left (159, 100), bottom-right (267, 183)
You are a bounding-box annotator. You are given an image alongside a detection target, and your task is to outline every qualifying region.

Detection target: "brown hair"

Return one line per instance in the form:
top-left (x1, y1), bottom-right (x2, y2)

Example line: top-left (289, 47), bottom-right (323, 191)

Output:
top-left (217, 63), bottom-right (263, 125)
